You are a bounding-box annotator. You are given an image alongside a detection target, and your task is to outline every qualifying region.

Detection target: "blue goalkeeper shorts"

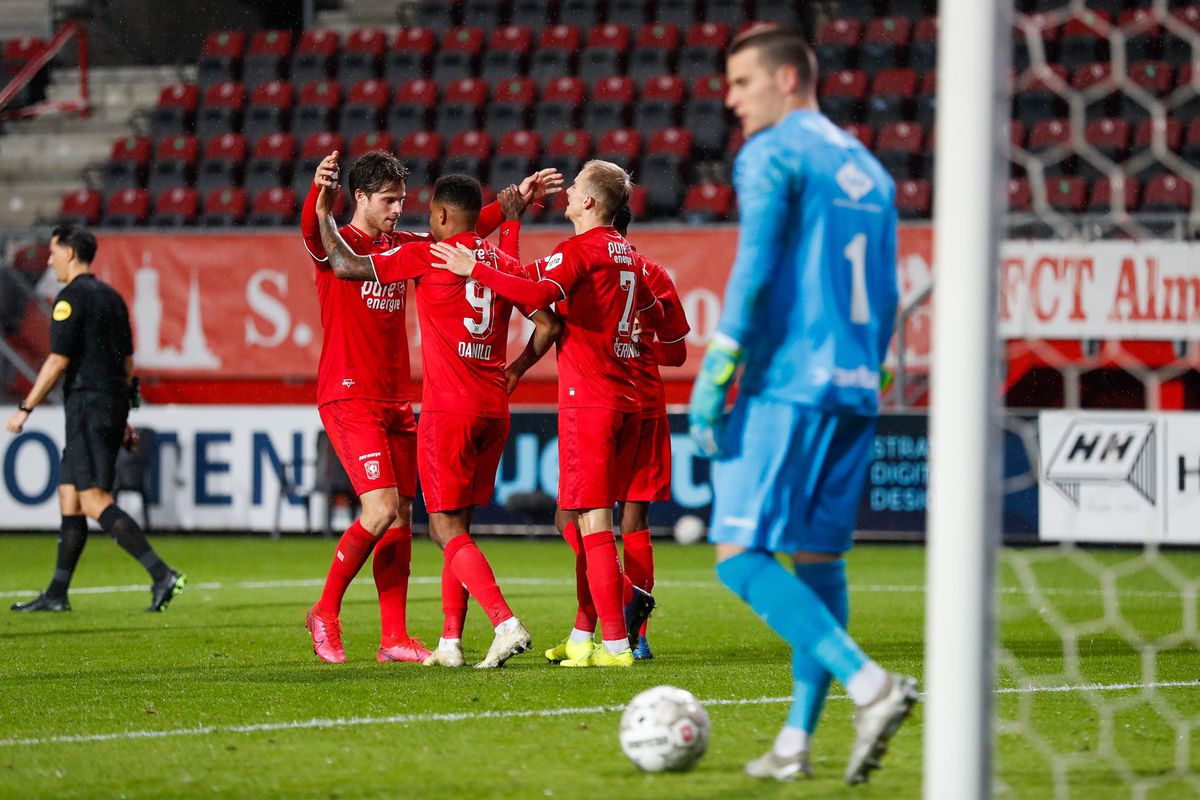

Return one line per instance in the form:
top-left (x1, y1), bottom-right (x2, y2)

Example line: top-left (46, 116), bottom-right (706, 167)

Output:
top-left (708, 396), bottom-right (876, 555)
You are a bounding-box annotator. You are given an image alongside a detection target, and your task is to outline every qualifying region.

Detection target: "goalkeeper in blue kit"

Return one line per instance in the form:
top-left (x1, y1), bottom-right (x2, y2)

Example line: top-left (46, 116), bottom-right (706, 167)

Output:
top-left (689, 26), bottom-right (918, 785)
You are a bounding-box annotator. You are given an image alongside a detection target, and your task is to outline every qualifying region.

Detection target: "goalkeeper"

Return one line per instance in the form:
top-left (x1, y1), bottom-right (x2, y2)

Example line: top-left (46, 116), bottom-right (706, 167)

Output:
top-left (689, 25), bottom-right (916, 785)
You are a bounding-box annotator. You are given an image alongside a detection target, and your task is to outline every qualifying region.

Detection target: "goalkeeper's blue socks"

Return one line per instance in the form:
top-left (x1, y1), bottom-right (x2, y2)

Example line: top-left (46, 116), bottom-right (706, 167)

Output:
top-left (788, 560), bottom-right (849, 733)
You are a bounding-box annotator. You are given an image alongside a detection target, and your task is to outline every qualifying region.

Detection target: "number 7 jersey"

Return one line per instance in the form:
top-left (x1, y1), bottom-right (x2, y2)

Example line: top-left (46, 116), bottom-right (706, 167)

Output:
top-left (720, 109), bottom-right (901, 414)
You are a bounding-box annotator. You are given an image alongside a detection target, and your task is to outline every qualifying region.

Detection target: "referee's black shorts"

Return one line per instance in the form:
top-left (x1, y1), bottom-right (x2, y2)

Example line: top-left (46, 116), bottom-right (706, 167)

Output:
top-left (60, 391), bottom-right (129, 492)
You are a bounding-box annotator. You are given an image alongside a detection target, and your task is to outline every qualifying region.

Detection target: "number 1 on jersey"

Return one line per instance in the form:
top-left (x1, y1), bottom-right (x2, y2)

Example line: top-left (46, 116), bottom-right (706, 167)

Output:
top-left (844, 233), bottom-right (870, 325)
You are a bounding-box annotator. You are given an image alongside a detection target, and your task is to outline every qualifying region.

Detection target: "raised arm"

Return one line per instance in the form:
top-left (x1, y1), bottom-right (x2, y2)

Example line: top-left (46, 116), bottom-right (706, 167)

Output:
top-left (301, 151), bottom-right (341, 261)
top-left (505, 308), bottom-right (564, 394)
top-left (318, 210), bottom-right (376, 281)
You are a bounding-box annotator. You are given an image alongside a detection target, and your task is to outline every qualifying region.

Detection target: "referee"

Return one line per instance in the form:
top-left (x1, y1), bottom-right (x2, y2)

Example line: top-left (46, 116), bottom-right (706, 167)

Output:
top-left (6, 224), bottom-right (185, 612)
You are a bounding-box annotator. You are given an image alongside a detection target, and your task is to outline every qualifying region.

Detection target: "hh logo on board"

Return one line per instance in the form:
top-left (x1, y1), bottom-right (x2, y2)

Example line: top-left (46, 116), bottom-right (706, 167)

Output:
top-left (1044, 420), bottom-right (1157, 508)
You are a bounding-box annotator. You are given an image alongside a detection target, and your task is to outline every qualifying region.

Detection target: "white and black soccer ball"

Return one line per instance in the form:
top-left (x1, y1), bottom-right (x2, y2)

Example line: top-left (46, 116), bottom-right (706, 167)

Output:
top-left (673, 514), bottom-right (707, 545)
top-left (619, 685), bottom-right (711, 772)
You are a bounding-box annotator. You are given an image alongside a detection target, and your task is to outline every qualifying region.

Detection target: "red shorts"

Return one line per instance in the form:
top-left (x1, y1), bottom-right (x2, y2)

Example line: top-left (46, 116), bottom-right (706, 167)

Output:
top-left (622, 413), bottom-right (672, 503)
top-left (418, 411), bottom-right (510, 513)
top-left (558, 407), bottom-right (641, 510)
top-left (318, 398), bottom-right (417, 498)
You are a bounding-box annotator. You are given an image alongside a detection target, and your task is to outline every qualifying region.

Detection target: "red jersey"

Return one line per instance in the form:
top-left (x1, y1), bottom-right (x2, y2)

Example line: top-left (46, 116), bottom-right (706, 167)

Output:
top-left (371, 226), bottom-right (527, 418)
top-left (530, 226), bottom-right (658, 413)
top-left (631, 253), bottom-right (691, 417)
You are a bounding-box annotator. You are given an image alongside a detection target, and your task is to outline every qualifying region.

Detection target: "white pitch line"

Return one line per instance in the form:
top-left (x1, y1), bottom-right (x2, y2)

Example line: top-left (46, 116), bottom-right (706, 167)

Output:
top-left (1, 680), bottom-right (1197, 750)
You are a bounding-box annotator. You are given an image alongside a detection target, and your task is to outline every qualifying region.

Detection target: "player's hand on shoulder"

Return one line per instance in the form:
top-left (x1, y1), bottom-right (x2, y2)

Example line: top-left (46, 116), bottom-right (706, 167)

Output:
top-left (430, 241), bottom-right (478, 277)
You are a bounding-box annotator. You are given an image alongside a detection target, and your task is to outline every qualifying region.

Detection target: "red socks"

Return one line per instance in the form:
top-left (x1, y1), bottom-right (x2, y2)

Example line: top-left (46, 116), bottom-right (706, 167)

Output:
top-left (563, 520), bottom-right (598, 632)
top-left (445, 534), bottom-right (513, 628)
top-left (583, 530), bottom-right (627, 642)
top-left (317, 519), bottom-right (377, 615)
top-left (441, 559), bottom-right (468, 638)
top-left (622, 529), bottom-right (654, 635)
top-left (373, 525), bottom-right (413, 642)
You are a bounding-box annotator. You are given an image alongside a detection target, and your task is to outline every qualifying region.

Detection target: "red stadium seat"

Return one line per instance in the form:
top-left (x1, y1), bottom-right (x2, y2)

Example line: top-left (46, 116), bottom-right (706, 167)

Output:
top-left (436, 77), bottom-right (489, 139)
top-left (535, 76), bottom-right (586, 140)
top-left (911, 16), bottom-right (938, 72)
top-left (1121, 61), bottom-right (1173, 121)
top-left (1008, 178), bottom-right (1032, 212)
top-left (443, 130), bottom-right (493, 181)
top-left (59, 188), bottom-right (102, 227)
top-left (203, 186), bottom-right (248, 226)
top-left (291, 79), bottom-right (341, 145)
top-left (1014, 64), bottom-right (1069, 126)
top-left (842, 123), bottom-right (874, 149)
top-left (491, 130), bottom-right (541, 191)
top-left (876, 122), bottom-right (925, 180)
top-left (814, 18), bottom-right (862, 72)
top-left (1119, 9), bottom-right (1161, 63)
top-left (580, 23), bottom-right (632, 88)
top-left (243, 80), bottom-right (295, 147)
top-left (1133, 117), bottom-right (1183, 152)
top-left (642, 128), bottom-right (692, 216)
top-left (679, 23), bottom-right (729, 83)
top-left (244, 132), bottom-right (295, 199)
top-left (531, 25), bottom-right (582, 87)
top-left (436, 26), bottom-right (486, 85)
top-left (584, 76), bottom-right (636, 140)
top-left (860, 16), bottom-right (912, 74)
top-left (150, 82), bottom-right (199, 139)
top-left (1080, 118), bottom-right (1130, 178)
top-left (545, 129), bottom-right (592, 183)
top-left (249, 186), bottom-right (298, 226)
top-left (339, 79), bottom-right (388, 139)
top-left (399, 131), bottom-right (444, 186)
top-left (1140, 174), bottom-right (1192, 212)
top-left (243, 30), bottom-right (294, 90)
top-left (1165, 6), bottom-right (1200, 67)
top-left (350, 131), bottom-right (395, 158)
top-left (339, 27), bottom-right (386, 85)
top-left (1058, 10), bottom-right (1110, 69)
top-left (820, 70), bottom-right (868, 125)
top-left (482, 26), bottom-right (534, 84)
top-left (102, 135), bottom-right (153, 195)
top-left (1027, 118), bottom-right (1073, 174)
top-left (867, 68), bottom-right (917, 127)
top-left (1088, 176), bottom-right (1140, 212)
top-left (105, 188), bottom-right (151, 227)
top-left (198, 31), bottom-right (246, 90)
top-left (398, 184), bottom-right (436, 225)
top-left (684, 74), bottom-right (729, 157)
top-left (895, 179), bottom-right (932, 219)
top-left (389, 79), bottom-right (438, 141)
top-left (148, 135), bottom-right (199, 197)
top-left (595, 128), bottom-right (642, 173)
top-left (386, 27), bottom-right (436, 85)
top-left (2, 36), bottom-right (47, 107)
top-left (1046, 176), bottom-right (1087, 212)
top-left (293, 132), bottom-right (344, 197)
top-left (292, 29), bottom-right (339, 87)
top-left (1071, 62), bottom-right (1115, 121)
top-left (196, 81), bottom-right (246, 140)
top-left (154, 187), bottom-right (199, 227)
top-left (634, 74), bottom-right (685, 137)
top-left (485, 77), bottom-right (536, 138)
top-left (629, 23), bottom-right (680, 86)
top-left (197, 132), bottom-right (247, 198)
top-left (682, 182), bottom-right (733, 222)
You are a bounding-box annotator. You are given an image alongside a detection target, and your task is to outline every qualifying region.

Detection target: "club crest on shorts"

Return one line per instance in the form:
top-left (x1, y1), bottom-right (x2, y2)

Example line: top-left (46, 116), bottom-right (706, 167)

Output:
top-left (364, 460), bottom-right (380, 481)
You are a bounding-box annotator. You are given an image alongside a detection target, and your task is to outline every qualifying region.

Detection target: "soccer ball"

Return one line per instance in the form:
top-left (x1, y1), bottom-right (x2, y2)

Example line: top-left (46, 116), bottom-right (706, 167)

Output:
top-left (619, 685), bottom-right (711, 772)
top-left (673, 514), bottom-right (707, 545)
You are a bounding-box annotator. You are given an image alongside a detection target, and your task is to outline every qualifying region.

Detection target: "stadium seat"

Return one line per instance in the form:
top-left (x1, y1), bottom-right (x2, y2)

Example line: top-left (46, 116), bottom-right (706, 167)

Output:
top-left (349, 131), bottom-right (395, 158)
top-left (634, 75), bottom-right (684, 137)
top-left (1058, 11), bottom-right (1109, 69)
top-left (2, 37), bottom-right (48, 107)
top-left (481, 26), bottom-right (533, 85)
top-left (385, 27), bottom-right (436, 85)
top-left (244, 132), bottom-right (295, 200)
top-left (1080, 118), bottom-right (1130, 179)
top-left (583, 76), bottom-right (636, 141)
top-left (1013, 64), bottom-right (1069, 126)
top-left (609, 0), bottom-right (651, 26)
top-left (678, 23), bottom-right (729, 83)
top-left (628, 184), bottom-right (647, 218)
top-left (412, 0), bottom-right (460, 33)
top-left (442, 130), bottom-right (493, 182)
top-left (196, 132), bottom-right (247, 199)
top-left (1140, 174), bottom-right (1192, 212)
top-left (641, 128), bottom-right (692, 216)
top-left (195, 81), bottom-right (246, 141)
top-left (58, 188), bottom-right (103, 227)
top-left (545, 129), bottom-right (592, 180)
top-left (681, 182), bottom-right (733, 222)
top-left (594, 128), bottom-right (642, 173)
top-left (628, 24), bottom-right (679, 86)
top-left (895, 179), bottom-right (932, 219)
top-left (150, 82), bottom-right (199, 139)
top-left (197, 31), bottom-right (245, 90)
top-left (699, 0), bottom-right (746, 27)
top-left (154, 187), bottom-right (199, 227)
top-left (510, 0), bottom-right (558, 29)
top-left (291, 80), bottom-right (342, 147)
top-left (436, 78), bottom-right (489, 139)
top-left (1046, 176), bottom-right (1087, 212)
top-left (1120, 61), bottom-right (1173, 122)
top-left (580, 24), bottom-right (632, 89)
top-left (1012, 12), bottom-right (1061, 74)
top-left (102, 135), bottom-right (153, 196)
top-left (339, 79), bottom-right (388, 140)
top-left (684, 74), bottom-right (730, 158)
top-left (910, 17), bottom-right (938, 73)
top-left (202, 186), bottom-right (248, 226)
top-left (462, 0), bottom-right (507, 34)
top-left (435, 26), bottom-right (486, 86)
top-left (1007, 177), bottom-right (1032, 212)
top-left (559, 0), bottom-right (603, 28)
top-left (485, 77), bottom-right (535, 138)
top-left (534, 76), bottom-right (585, 140)
top-left (104, 188), bottom-right (151, 227)
top-left (490, 130), bottom-right (541, 191)
top-left (398, 185), bottom-right (436, 225)
top-left (1071, 62), bottom-right (1116, 121)
top-left (657, 0), bottom-right (699, 27)
top-left (1164, 6), bottom-right (1200, 68)
top-left (842, 123), bottom-right (874, 149)
top-left (148, 135), bottom-right (199, 197)
top-left (915, 69), bottom-right (936, 130)
top-left (876, 122), bottom-right (925, 180)
top-left (1027, 118), bottom-right (1073, 175)
top-left (1119, 9), bottom-right (1161, 64)
top-left (339, 28), bottom-right (386, 85)
top-left (530, 25), bottom-right (582, 87)
top-left (243, 80), bottom-right (295, 148)
top-left (243, 30), bottom-right (294, 90)
top-left (755, 0), bottom-right (802, 28)
top-left (1087, 176), bottom-right (1140, 212)
top-left (860, 17), bottom-right (912, 74)
top-left (388, 79), bottom-right (438, 141)
top-left (820, 69), bottom-right (868, 124)
top-left (249, 186), bottom-right (298, 226)
top-left (293, 132), bottom-right (344, 199)
top-left (398, 131), bottom-right (444, 187)
top-left (867, 68), bottom-right (917, 127)
top-left (814, 18), bottom-right (862, 72)
top-left (291, 29), bottom-right (339, 86)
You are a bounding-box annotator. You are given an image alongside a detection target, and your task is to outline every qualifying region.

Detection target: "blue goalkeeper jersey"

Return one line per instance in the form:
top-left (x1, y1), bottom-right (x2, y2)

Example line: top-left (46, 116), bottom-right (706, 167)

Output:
top-left (718, 109), bottom-right (900, 415)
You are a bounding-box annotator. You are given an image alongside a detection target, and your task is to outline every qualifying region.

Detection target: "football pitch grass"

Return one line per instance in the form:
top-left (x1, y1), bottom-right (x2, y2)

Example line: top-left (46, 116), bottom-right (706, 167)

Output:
top-left (0, 534), bottom-right (1197, 799)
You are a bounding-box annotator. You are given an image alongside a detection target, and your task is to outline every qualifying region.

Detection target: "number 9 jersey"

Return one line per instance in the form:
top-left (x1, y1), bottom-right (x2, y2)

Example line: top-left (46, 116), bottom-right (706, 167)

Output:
top-left (721, 110), bottom-right (900, 415)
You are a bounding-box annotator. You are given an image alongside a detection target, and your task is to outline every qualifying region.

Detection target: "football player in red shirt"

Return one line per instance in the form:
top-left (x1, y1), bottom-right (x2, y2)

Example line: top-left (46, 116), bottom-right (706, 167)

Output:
top-left (316, 175), bottom-right (562, 669)
top-left (299, 149), bottom-right (561, 664)
top-left (430, 160), bottom-right (663, 667)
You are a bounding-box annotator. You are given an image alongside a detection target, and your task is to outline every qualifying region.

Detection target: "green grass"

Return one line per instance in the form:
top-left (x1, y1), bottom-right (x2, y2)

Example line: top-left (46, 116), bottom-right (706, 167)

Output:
top-left (0, 535), bottom-right (1197, 799)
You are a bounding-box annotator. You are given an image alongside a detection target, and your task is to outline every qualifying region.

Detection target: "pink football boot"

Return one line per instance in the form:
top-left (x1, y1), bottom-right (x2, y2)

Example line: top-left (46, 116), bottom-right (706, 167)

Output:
top-left (305, 605), bottom-right (346, 663)
top-left (377, 636), bottom-right (433, 663)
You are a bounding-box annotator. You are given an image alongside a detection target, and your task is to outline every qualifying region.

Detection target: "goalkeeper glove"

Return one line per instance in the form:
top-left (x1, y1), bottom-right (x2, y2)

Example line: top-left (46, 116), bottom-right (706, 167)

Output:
top-left (688, 333), bottom-right (743, 458)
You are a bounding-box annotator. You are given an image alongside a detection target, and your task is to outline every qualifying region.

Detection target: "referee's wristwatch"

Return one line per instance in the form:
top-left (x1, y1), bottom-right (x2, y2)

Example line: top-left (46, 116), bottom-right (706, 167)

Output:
top-left (17, 401), bottom-right (32, 414)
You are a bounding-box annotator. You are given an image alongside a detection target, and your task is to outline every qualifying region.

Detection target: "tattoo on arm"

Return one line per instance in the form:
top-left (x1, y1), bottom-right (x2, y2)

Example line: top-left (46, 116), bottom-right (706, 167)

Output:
top-left (319, 213), bottom-right (376, 281)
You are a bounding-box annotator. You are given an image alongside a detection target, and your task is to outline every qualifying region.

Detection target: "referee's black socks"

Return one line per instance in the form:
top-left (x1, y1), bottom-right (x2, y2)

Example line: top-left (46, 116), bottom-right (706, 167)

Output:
top-left (98, 505), bottom-right (171, 583)
top-left (47, 515), bottom-right (88, 598)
